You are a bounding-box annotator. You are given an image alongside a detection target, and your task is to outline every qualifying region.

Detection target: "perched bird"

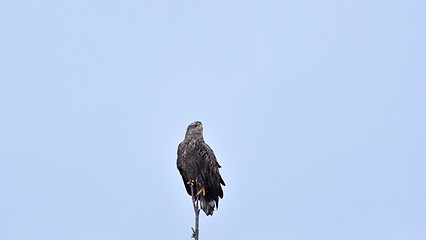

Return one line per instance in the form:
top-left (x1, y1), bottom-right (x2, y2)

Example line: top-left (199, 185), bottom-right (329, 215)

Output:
top-left (177, 121), bottom-right (225, 216)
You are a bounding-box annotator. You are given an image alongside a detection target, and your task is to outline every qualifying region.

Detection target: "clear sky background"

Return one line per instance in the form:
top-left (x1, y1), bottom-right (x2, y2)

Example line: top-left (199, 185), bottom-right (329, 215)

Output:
top-left (1, 1), bottom-right (425, 240)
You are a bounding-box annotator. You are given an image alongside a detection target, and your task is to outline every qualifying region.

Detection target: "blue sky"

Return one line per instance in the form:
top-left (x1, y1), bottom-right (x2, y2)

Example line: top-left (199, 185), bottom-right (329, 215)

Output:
top-left (1, 1), bottom-right (425, 239)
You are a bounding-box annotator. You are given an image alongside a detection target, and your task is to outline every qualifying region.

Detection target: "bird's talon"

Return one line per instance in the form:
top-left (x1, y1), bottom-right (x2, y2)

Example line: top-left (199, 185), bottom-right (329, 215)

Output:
top-left (196, 187), bottom-right (206, 196)
top-left (186, 180), bottom-right (195, 185)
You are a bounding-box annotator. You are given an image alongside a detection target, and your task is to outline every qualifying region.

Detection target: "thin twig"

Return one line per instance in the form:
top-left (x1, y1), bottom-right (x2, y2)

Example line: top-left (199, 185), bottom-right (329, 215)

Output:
top-left (190, 184), bottom-right (200, 240)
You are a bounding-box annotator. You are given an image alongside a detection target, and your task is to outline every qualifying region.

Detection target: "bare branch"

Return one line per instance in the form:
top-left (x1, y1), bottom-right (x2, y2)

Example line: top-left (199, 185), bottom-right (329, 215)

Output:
top-left (190, 184), bottom-right (200, 240)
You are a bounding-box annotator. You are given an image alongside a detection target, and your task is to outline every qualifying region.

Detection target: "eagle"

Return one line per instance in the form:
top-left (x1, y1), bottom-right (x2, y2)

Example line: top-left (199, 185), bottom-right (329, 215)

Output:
top-left (177, 121), bottom-right (225, 216)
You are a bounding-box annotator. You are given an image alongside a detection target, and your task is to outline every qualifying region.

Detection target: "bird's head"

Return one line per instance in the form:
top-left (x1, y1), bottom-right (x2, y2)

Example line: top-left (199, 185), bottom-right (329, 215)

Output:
top-left (185, 121), bottom-right (204, 139)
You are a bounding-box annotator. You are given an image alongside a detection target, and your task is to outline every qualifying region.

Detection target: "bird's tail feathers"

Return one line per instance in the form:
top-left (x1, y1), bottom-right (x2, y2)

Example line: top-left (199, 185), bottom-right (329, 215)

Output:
top-left (199, 196), bottom-right (216, 216)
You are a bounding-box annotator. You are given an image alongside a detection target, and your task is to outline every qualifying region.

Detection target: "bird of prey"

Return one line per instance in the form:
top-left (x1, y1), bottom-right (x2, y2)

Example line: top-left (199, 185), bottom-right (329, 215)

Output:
top-left (177, 121), bottom-right (225, 216)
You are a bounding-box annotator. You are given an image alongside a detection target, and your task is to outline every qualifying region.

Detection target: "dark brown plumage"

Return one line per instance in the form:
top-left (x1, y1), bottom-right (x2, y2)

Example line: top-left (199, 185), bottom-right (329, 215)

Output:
top-left (177, 121), bottom-right (225, 216)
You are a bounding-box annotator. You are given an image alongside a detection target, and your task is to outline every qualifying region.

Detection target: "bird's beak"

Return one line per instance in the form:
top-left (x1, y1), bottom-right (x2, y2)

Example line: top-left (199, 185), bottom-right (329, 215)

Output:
top-left (197, 123), bottom-right (203, 131)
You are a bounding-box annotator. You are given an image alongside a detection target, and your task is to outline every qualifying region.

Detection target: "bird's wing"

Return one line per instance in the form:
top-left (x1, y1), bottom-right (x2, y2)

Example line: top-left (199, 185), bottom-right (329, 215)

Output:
top-left (200, 142), bottom-right (225, 199)
top-left (177, 142), bottom-right (191, 195)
